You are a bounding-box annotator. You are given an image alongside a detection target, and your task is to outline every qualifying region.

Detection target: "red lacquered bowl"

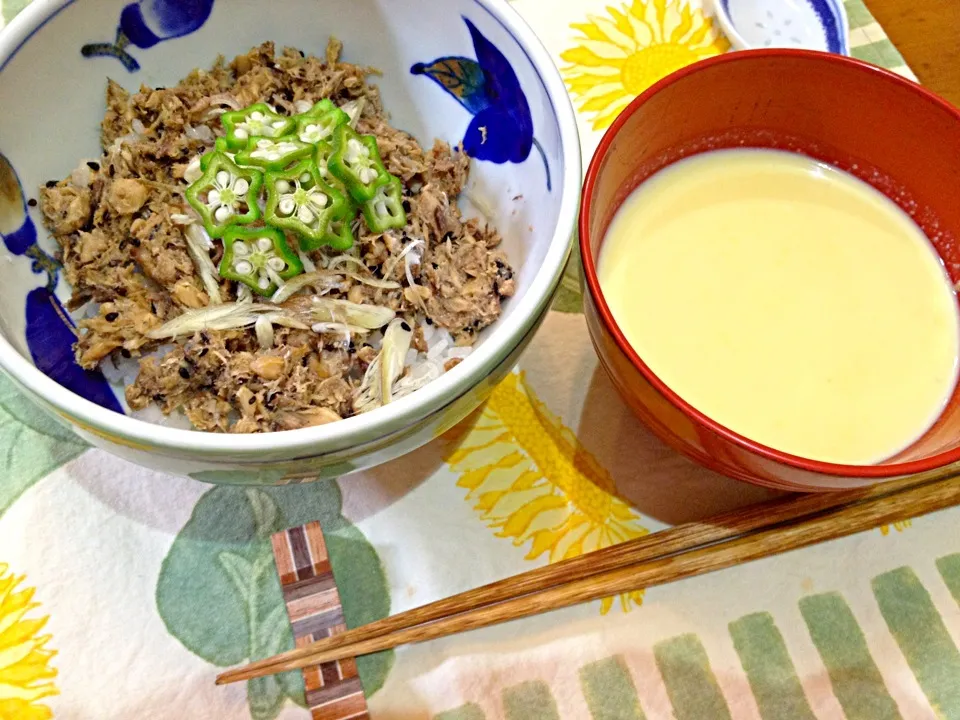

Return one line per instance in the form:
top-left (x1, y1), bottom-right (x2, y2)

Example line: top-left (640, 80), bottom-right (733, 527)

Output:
top-left (580, 49), bottom-right (960, 492)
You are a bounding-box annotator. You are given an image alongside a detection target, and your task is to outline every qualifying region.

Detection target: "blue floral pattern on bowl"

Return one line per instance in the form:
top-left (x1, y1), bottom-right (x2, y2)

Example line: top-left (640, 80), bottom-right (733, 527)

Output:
top-left (0, 153), bottom-right (122, 413)
top-left (412, 17), bottom-right (552, 191)
top-left (715, 0), bottom-right (849, 55)
top-left (81, 0), bottom-right (215, 72)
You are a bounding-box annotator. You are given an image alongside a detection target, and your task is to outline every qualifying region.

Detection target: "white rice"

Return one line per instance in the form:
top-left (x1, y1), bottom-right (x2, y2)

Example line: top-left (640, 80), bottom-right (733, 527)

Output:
top-left (130, 402), bottom-right (196, 430)
top-left (395, 322), bottom-right (471, 395)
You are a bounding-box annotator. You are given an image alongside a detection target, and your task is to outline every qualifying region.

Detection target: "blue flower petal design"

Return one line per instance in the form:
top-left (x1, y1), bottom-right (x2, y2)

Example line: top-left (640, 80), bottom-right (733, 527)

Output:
top-left (0, 155), bottom-right (36, 257)
top-left (81, 0), bottom-right (215, 72)
top-left (26, 288), bottom-right (124, 414)
top-left (0, 152), bottom-right (123, 414)
top-left (464, 18), bottom-right (526, 112)
top-left (409, 57), bottom-right (491, 115)
top-left (464, 109), bottom-right (531, 163)
top-left (412, 16), bottom-right (552, 191)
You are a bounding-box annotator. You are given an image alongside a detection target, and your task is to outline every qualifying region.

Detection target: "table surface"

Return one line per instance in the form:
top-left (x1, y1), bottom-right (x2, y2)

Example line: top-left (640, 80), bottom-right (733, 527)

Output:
top-left (0, 2), bottom-right (957, 719)
top-left (868, 0), bottom-right (960, 105)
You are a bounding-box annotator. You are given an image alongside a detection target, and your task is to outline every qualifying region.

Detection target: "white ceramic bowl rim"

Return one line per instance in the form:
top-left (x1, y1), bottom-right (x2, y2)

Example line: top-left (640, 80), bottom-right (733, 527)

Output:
top-left (0, 0), bottom-right (581, 458)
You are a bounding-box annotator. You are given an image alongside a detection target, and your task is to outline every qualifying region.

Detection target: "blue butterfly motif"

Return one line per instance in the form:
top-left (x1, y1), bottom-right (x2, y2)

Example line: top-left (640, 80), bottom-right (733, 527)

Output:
top-left (81, 0), bottom-right (215, 72)
top-left (0, 153), bottom-right (123, 414)
top-left (412, 17), bottom-right (552, 191)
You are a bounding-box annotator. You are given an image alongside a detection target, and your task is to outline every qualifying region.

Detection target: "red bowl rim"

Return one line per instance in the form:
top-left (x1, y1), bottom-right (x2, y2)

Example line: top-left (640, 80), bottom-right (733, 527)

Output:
top-left (580, 48), bottom-right (960, 479)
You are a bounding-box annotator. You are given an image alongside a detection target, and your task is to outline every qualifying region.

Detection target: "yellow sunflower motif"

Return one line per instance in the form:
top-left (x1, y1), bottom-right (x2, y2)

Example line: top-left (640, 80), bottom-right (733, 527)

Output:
top-left (444, 372), bottom-right (650, 613)
top-left (561, 0), bottom-right (730, 130)
top-left (880, 520), bottom-right (912, 536)
top-left (0, 565), bottom-right (58, 720)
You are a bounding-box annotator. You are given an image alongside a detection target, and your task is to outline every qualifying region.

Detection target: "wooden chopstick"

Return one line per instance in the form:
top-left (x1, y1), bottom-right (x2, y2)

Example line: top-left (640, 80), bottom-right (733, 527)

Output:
top-left (217, 469), bottom-right (960, 686)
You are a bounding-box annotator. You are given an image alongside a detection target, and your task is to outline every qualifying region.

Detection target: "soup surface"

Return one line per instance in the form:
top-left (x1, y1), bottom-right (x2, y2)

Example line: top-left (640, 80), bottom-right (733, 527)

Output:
top-left (598, 149), bottom-right (960, 464)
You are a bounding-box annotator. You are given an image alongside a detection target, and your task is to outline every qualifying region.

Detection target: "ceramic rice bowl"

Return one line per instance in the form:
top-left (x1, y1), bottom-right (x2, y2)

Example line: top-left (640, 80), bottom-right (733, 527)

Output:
top-left (0, 0), bottom-right (581, 483)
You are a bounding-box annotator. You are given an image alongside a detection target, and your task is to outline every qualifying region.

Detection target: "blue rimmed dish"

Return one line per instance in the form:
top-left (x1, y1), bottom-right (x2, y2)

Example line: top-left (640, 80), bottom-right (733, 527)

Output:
top-left (711, 0), bottom-right (850, 55)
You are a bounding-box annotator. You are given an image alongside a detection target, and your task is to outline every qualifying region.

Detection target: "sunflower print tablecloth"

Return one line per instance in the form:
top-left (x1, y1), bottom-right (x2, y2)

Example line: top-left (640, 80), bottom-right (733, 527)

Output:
top-left (1, 2), bottom-right (959, 720)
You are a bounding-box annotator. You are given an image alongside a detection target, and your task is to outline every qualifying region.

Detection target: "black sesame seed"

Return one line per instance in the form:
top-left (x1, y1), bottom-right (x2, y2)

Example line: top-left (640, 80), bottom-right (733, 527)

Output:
top-left (198, 348), bottom-right (208, 358)
top-left (27, 198), bottom-right (37, 208)
top-left (150, 302), bottom-right (157, 315)
top-left (179, 366), bottom-right (191, 379)
top-left (86, 161), bottom-right (100, 171)
top-left (248, 396), bottom-right (257, 405)
top-left (495, 259), bottom-right (504, 269)
top-left (400, 321), bottom-right (411, 332)
top-left (45, 180), bottom-right (57, 188)
top-left (425, 317), bottom-right (433, 325)
top-left (104, 312), bottom-right (119, 322)
top-left (129, 237), bottom-right (141, 247)
top-left (431, 262), bottom-right (439, 270)
top-left (120, 348), bottom-right (132, 359)
top-left (402, 200), bottom-right (411, 213)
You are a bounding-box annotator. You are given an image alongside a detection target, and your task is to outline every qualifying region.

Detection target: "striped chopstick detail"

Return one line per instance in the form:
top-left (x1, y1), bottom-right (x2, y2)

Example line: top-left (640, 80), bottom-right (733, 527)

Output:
top-left (271, 521), bottom-right (370, 720)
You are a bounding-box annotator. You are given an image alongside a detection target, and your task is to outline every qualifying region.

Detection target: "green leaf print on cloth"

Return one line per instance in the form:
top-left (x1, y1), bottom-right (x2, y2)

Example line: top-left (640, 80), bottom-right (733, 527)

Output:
top-left (0, 373), bottom-right (88, 517)
top-left (1, 0), bottom-right (30, 24)
top-left (156, 479), bottom-right (393, 720)
top-left (552, 239), bottom-right (583, 314)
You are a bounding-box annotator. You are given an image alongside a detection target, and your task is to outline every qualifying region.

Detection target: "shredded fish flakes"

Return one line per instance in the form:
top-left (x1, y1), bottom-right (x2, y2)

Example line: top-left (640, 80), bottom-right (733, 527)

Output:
top-left (39, 40), bottom-right (516, 432)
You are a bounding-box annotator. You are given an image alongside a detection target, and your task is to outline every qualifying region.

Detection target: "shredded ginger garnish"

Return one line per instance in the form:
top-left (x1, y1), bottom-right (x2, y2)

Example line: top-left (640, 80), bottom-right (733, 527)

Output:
top-left (146, 301), bottom-right (308, 339)
top-left (326, 254), bottom-right (367, 271)
top-left (354, 318), bottom-right (413, 413)
top-left (298, 249), bottom-right (316, 273)
top-left (341, 98), bottom-right (366, 129)
top-left (255, 314), bottom-right (275, 348)
top-left (308, 298), bottom-right (395, 329)
top-left (403, 239), bottom-right (427, 312)
top-left (310, 322), bottom-right (366, 347)
top-left (382, 237), bottom-right (424, 281)
top-left (323, 255), bottom-right (402, 289)
top-left (344, 272), bottom-right (401, 290)
top-left (270, 270), bottom-right (343, 304)
top-left (184, 223), bottom-right (223, 304)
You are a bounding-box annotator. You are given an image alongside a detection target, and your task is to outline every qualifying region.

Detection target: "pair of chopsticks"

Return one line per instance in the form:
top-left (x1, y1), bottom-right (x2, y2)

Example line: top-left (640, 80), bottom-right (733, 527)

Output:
top-left (217, 469), bottom-right (960, 685)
